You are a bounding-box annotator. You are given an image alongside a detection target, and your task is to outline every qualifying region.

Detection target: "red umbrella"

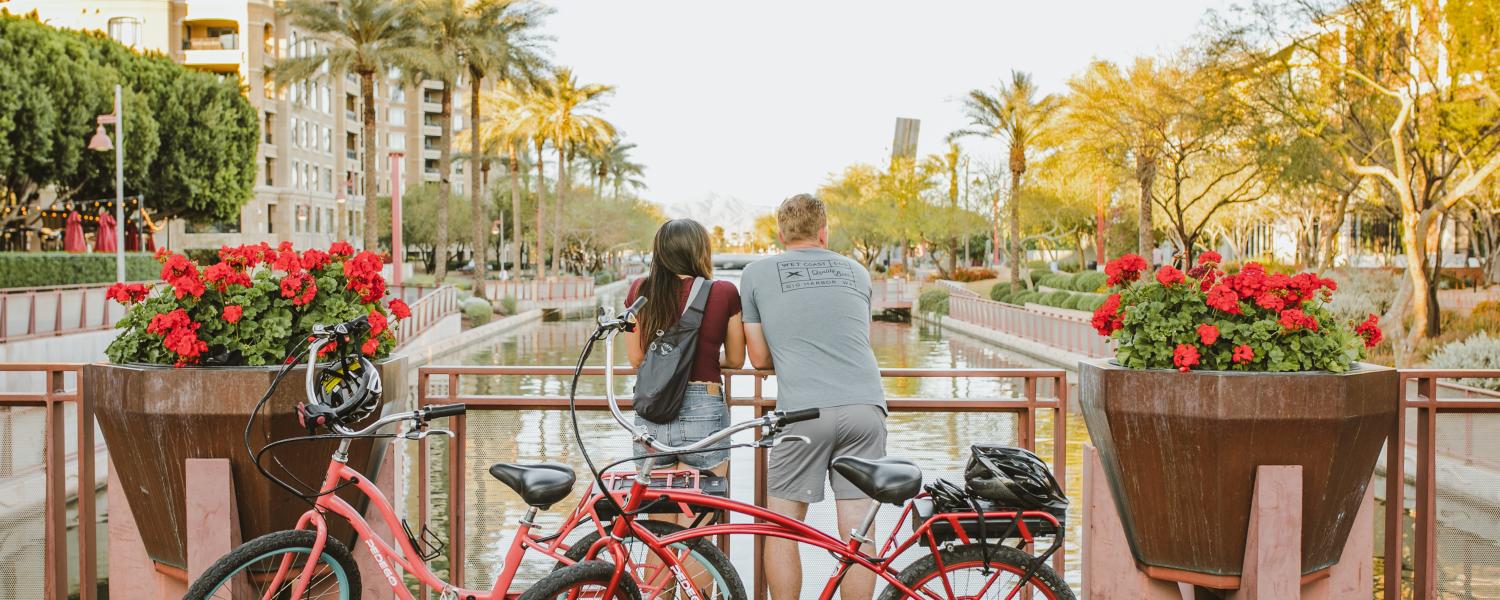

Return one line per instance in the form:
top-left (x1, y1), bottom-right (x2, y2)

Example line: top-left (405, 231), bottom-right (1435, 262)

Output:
top-left (125, 221), bottom-right (141, 251)
top-left (63, 211), bottom-right (85, 252)
top-left (144, 228), bottom-right (156, 252)
top-left (95, 211), bottom-right (117, 253)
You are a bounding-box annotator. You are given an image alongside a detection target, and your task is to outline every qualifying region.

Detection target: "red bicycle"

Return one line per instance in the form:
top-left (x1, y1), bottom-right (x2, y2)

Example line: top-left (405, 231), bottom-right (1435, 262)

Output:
top-left (183, 316), bottom-right (743, 600)
top-left (523, 301), bottom-right (1076, 599)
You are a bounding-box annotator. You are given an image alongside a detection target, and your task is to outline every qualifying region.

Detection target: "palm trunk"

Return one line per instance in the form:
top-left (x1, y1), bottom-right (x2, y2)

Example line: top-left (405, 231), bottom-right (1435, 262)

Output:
top-left (359, 70), bottom-right (379, 250)
top-left (991, 189), bottom-right (1002, 275)
top-left (1136, 149), bottom-right (1156, 261)
top-left (509, 144), bottom-right (522, 281)
top-left (533, 138), bottom-right (547, 279)
top-left (435, 85), bottom-right (453, 284)
top-left (1008, 169), bottom-right (1022, 291)
top-left (552, 144), bottom-right (566, 275)
top-left (469, 78), bottom-right (487, 300)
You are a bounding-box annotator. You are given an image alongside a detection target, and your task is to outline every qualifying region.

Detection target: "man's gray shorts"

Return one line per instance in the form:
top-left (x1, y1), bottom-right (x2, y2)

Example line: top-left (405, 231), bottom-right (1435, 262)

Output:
top-left (767, 404), bottom-right (887, 503)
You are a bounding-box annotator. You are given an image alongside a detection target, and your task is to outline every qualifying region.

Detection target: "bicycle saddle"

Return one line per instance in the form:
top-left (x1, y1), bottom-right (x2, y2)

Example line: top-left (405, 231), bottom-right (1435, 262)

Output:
top-left (489, 462), bottom-right (576, 509)
top-left (831, 456), bottom-right (923, 505)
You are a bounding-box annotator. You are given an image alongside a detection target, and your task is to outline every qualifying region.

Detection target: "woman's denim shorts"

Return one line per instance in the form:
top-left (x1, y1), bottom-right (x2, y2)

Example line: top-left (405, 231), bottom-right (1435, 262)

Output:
top-left (634, 383), bottom-right (730, 470)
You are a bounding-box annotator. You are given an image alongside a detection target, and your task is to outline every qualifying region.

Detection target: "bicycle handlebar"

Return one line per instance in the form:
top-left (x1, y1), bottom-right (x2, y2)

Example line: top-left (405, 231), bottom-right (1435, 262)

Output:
top-left (596, 310), bottom-right (818, 455)
top-left (424, 403), bottom-right (467, 419)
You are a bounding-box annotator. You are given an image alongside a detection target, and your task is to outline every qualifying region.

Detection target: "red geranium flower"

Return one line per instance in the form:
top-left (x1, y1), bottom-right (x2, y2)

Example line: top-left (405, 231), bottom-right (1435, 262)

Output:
top-left (1278, 308), bottom-right (1319, 332)
top-left (1232, 344), bottom-right (1255, 365)
top-left (389, 298), bottom-right (411, 320)
top-left (160, 254), bottom-right (205, 299)
top-left (279, 271), bottom-right (318, 306)
top-left (203, 262), bottom-right (253, 293)
top-left (1091, 293), bottom-right (1124, 336)
top-left (1155, 265), bottom-right (1185, 286)
top-left (361, 336), bottom-right (380, 356)
top-left (368, 309), bottom-right (388, 336)
top-left (146, 308), bottom-right (207, 366)
top-left (1197, 251), bottom-right (1222, 266)
top-left (1197, 323), bottom-right (1219, 345)
top-left (344, 251), bottom-right (387, 302)
top-left (301, 249), bottom-right (331, 271)
top-left (329, 241), bottom-right (354, 258)
top-left (1206, 284), bottom-right (1242, 314)
top-left (223, 305), bottom-right (243, 324)
top-left (1354, 314), bottom-right (1383, 348)
top-left (106, 283), bottom-right (150, 304)
top-left (1105, 254), bottom-right (1149, 286)
top-left (1172, 344), bottom-right (1200, 372)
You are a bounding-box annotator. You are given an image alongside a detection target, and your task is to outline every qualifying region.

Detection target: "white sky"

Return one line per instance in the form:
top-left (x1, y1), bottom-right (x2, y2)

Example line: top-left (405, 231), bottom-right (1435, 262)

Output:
top-left (542, 0), bottom-right (1232, 230)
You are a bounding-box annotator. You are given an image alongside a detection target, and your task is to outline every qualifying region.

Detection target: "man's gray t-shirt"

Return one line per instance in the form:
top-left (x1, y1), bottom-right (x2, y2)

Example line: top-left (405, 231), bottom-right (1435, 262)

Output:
top-left (740, 247), bottom-right (885, 412)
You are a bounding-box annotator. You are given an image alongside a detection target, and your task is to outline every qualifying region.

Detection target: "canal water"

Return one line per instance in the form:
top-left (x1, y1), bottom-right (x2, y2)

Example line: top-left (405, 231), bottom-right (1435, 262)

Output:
top-left (423, 302), bottom-right (1092, 596)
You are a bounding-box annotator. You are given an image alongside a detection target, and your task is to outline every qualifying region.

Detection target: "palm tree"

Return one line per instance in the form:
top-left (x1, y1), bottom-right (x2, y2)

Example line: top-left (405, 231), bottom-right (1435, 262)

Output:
top-left (531, 68), bottom-right (615, 275)
top-left (593, 139), bottom-right (645, 201)
top-left (405, 0), bottom-right (470, 284)
top-left (273, 0), bottom-right (416, 251)
top-left (959, 71), bottom-right (1060, 290)
top-left (477, 81), bottom-right (534, 282)
top-left (456, 0), bottom-right (549, 296)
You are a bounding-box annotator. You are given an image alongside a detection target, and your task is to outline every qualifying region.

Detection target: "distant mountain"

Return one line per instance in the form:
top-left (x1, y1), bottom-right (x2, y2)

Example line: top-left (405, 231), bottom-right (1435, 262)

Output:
top-left (667, 192), bottom-right (773, 233)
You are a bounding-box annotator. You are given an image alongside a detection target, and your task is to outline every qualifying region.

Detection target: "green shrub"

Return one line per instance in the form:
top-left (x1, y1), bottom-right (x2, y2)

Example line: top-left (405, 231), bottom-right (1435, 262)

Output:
top-left (462, 296), bottom-right (493, 326)
top-left (989, 282), bottom-right (1018, 302)
top-left (0, 252), bottom-right (158, 288)
top-left (1041, 290), bottom-right (1073, 307)
top-left (1071, 271), bottom-right (1108, 293)
top-left (593, 269), bottom-right (620, 286)
top-left (1026, 259), bottom-right (1051, 270)
top-left (495, 295), bottom-right (519, 316)
top-left (1055, 261), bottom-right (1081, 273)
top-left (918, 287), bottom-right (950, 316)
top-left (1012, 290), bottom-right (1041, 305)
top-left (1076, 294), bottom-right (1107, 312)
top-left (1038, 274), bottom-right (1073, 290)
top-left (1027, 270), bottom-right (1048, 287)
top-left (1427, 332), bottom-right (1500, 390)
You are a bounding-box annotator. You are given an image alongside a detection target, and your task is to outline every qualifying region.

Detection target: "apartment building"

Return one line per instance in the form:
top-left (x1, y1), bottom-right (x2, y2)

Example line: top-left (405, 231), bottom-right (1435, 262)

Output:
top-left (10, 0), bottom-right (467, 249)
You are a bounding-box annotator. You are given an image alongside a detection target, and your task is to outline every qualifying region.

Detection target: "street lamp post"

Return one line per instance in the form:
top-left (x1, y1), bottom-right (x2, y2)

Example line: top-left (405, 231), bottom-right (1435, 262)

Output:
top-left (89, 84), bottom-right (125, 282)
top-left (389, 151), bottom-right (404, 289)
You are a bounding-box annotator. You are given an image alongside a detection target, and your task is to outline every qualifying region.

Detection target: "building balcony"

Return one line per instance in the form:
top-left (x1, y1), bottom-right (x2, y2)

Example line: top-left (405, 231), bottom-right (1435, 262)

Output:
top-left (421, 101), bottom-right (443, 113)
top-left (183, 47), bottom-right (242, 70)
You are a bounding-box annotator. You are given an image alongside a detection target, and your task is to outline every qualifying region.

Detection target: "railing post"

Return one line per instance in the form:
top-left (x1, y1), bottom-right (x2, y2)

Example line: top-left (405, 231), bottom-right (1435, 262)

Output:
top-left (1412, 376), bottom-right (1438, 600)
top-left (44, 370), bottom-right (69, 600)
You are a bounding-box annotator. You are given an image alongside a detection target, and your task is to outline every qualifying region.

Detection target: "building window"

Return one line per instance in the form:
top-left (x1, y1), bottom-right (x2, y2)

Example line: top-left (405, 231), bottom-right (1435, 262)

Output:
top-left (313, 205), bottom-right (322, 233)
top-left (267, 203), bottom-right (278, 234)
top-left (324, 167), bottom-right (333, 193)
top-left (108, 17), bottom-right (141, 48)
top-left (264, 157), bottom-right (275, 186)
top-left (322, 128), bottom-right (331, 153)
top-left (310, 165), bottom-right (319, 191)
top-left (263, 112), bottom-right (273, 144)
top-left (263, 23), bottom-right (274, 57)
top-left (388, 108), bottom-right (404, 126)
top-left (388, 133), bottom-right (404, 151)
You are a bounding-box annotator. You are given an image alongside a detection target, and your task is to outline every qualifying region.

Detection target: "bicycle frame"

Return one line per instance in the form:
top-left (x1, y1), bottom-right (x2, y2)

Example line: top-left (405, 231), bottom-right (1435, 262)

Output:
top-left (270, 441), bottom-right (630, 600)
top-left (573, 478), bottom-right (1062, 600)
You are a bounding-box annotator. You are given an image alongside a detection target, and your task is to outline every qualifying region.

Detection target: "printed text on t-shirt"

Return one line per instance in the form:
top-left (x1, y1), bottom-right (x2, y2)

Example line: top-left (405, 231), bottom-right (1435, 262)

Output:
top-left (776, 260), bottom-right (857, 292)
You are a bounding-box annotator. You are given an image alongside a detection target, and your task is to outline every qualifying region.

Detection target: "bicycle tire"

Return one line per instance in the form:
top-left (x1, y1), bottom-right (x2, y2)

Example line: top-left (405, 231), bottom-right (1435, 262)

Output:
top-left (557, 519), bottom-right (747, 600)
top-left (520, 560), bottom-right (643, 600)
top-left (184, 529), bottom-right (362, 600)
top-left (877, 543), bottom-right (1074, 600)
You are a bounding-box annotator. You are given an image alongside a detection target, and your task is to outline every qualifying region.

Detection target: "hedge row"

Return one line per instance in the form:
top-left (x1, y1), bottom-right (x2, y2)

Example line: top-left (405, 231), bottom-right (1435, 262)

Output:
top-left (990, 282), bottom-right (1107, 312)
top-left (1034, 270), bottom-right (1108, 293)
top-left (0, 252), bottom-right (158, 288)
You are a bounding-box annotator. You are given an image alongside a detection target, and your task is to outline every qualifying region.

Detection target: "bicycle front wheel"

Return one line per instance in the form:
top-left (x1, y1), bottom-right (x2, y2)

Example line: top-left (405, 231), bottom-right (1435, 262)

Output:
top-left (521, 560), bottom-right (642, 600)
top-left (184, 529), bottom-right (362, 600)
top-left (879, 543), bottom-right (1074, 600)
top-left (558, 519), bottom-right (746, 600)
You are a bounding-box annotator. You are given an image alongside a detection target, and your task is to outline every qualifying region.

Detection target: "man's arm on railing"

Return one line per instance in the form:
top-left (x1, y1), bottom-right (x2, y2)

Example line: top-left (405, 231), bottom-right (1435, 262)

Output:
top-left (745, 323), bottom-right (773, 370)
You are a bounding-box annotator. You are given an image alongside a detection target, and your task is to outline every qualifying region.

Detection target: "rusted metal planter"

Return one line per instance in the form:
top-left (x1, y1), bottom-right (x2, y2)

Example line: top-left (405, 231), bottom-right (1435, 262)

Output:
top-left (86, 358), bottom-right (405, 570)
top-left (1079, 359), bottom-right (1396, 586)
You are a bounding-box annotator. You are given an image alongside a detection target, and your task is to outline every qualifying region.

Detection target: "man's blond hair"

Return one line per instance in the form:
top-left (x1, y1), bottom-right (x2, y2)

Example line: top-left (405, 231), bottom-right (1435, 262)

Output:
top-left (776, 194), bottom-right (826, 243)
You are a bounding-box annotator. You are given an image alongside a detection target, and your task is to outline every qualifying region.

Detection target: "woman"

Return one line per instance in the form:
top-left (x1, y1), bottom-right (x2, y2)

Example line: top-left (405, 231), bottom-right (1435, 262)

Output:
top-left (624, 218), bottom-right (744, 477)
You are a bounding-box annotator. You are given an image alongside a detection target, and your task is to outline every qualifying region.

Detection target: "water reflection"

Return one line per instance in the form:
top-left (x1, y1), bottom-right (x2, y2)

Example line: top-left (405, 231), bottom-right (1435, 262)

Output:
top-left (427, 316), bottom-right (1091, 596)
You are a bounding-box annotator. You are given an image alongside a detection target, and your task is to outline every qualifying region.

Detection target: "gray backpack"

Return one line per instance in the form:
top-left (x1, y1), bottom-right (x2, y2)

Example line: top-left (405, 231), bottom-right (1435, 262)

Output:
top-left (633, 277), bottom-right (711, 424)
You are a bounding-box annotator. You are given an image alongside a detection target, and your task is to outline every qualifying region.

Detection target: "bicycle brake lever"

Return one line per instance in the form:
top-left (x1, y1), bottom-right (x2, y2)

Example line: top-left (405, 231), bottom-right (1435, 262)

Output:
top-left (403, 428), bottom-right (454, 441)
top-left (762, 434), bottom-right (810, 448)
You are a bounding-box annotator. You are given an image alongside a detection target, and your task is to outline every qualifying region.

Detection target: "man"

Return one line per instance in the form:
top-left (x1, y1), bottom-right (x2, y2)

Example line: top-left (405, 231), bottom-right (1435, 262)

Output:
top-left (741, 193), bottom-right (887, 600)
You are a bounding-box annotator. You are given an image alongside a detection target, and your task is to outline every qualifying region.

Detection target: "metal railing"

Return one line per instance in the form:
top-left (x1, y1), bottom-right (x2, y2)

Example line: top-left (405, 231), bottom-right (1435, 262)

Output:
top-left (947, 293), bottom-right (1112, 358)
top-left (484, 277), bottom-right (596, 304)
top-left (415, 365), bottom-right (1069, 598)
top-left (871, 277), bottom-right (918, 309)
top-left (1385, 370), bottom-right (1500, 599)
top-left (394, 285), bottom-right (459, 345)
top-left (0, 283), bottom-right (133, 343)
top-left (0, 364), bottom-right (95, 600)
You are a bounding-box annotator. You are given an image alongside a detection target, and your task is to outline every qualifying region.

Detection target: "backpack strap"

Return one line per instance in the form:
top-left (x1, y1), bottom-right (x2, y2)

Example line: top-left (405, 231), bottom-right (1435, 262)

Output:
top-left (678, 277), bottom-right (711, 328)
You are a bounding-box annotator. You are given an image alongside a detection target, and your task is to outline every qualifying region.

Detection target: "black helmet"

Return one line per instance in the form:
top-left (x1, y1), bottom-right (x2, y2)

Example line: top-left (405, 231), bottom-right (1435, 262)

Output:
top-left (313, 353), bottom-right (383, 424)
top-left (964, 445), bottom-right (1068, 517)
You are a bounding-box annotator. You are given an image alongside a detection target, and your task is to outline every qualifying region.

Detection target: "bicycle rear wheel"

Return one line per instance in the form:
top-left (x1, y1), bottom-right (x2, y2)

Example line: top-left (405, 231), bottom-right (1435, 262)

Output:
top-left (558, 519), bottom-right (746, 600)
top-left (184, 529), bottom-right (361, 600)
top-left (878, 544), bottom-right (1073, 600)
top-left (521, 560), bottom-right (642, 600)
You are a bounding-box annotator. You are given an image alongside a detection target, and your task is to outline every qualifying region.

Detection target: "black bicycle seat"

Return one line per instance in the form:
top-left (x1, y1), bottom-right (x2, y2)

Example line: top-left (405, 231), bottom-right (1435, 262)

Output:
top-left (489, 462), bottom-right (576, 509)
top-left (831, 456), bottom-right (923, 505)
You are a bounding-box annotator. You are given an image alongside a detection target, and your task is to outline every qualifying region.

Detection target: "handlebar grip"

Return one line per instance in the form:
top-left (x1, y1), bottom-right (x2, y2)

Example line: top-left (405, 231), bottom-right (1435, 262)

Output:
top-left (623, 296), bottom-right (646, 318)
top-left (425, 403), bottom-right (466, 419)
top-left (779, 408), bottom-right (820, 425)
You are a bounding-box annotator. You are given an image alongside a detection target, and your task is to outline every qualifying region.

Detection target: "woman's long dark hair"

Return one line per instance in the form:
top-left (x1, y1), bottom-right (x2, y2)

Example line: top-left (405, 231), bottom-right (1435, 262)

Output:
top-left (636, 219), bottom-right (714, 344)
